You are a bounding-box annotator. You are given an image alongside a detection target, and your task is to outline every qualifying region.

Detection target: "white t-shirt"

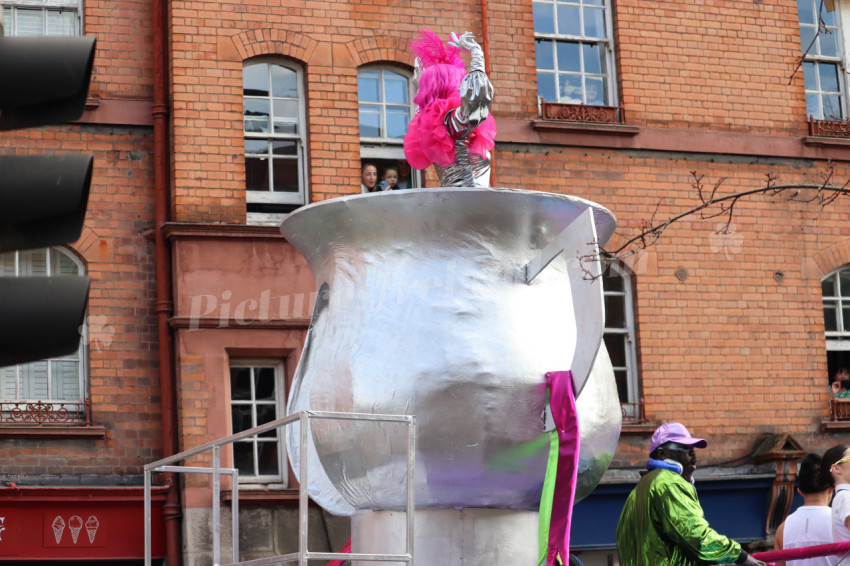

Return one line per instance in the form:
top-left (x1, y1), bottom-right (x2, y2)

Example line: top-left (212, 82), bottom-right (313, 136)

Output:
top-left (832, 485), bottom-right (850, 543)
top-left (783, 505), bottom-right (834, 566)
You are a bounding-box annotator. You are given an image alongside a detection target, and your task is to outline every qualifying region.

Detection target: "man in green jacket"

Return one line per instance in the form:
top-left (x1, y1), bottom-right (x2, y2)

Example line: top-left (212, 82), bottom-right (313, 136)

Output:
top-left (616, 423), bottom-right (765, 566)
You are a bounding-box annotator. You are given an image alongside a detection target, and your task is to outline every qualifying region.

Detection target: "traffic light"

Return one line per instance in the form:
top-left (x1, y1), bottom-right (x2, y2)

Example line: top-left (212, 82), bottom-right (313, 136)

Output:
top-left (0, 36), bottom-right (96, 366)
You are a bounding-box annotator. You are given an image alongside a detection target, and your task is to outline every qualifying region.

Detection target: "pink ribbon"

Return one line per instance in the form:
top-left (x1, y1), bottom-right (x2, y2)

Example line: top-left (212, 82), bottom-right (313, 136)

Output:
top-left (749, 541), bottom-right (850, 563)
top-left (544, 370), bottom-right (581, 566)
top-left (324, 537), bottom-right (351, 566)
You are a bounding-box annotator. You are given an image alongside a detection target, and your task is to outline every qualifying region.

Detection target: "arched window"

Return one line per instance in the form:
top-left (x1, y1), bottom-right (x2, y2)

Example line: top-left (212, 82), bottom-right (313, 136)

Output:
top-left (0, 247), bottom-right (87, 403)
top-left (243, 60), bottom-right (308, 224)
top-left (601, 262), bottom-right (641, 422)
top-left (823, 266), bottom-right (850, 384)
top-left (2, 1), bottom-right (81, 36)
top-left (357, 66), bottom-right (419, 190)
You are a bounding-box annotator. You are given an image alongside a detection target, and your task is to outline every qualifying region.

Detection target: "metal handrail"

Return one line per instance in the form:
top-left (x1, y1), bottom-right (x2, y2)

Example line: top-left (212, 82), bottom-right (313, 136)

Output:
top-left (144, 410), bottom-right (415, 566)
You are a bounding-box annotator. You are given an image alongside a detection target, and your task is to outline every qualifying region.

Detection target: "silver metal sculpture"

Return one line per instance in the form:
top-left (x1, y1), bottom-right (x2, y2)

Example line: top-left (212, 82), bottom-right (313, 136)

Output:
top-left (280, 187), bottom-right (621, 516)
top-left (279, 33), bottom-right (621, 566)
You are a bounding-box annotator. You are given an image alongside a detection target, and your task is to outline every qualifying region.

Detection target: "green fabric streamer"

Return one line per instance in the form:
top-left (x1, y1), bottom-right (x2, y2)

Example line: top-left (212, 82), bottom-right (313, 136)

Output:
top-left (537, 427), bottom-right (560, 566)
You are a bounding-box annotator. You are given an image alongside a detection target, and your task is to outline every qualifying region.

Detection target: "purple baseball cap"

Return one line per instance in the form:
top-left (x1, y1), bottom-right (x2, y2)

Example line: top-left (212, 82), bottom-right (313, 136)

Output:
top-left (649, 422), bottom-right (708, 454)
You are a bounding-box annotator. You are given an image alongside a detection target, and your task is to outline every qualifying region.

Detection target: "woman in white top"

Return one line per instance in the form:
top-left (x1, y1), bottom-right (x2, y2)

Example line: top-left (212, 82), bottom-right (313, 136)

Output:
top-left (774, 453), bottom-right (834, 566)
top-left (824, 443), bottom-right (850, 547)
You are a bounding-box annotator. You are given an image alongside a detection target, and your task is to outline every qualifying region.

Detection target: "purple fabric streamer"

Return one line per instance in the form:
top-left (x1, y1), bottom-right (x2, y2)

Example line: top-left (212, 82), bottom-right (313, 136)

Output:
top-left (545, 370), bottom-right (581, 566)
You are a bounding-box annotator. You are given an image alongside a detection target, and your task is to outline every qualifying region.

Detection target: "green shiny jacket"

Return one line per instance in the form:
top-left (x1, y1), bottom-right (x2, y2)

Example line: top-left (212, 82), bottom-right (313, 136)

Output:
top-left (615, 468), bottom-right (742, 566)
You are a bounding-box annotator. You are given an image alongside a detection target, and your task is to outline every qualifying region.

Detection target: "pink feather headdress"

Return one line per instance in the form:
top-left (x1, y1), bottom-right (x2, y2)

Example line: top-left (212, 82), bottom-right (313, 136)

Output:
top-left (410, 29), bottom-right (465, 69)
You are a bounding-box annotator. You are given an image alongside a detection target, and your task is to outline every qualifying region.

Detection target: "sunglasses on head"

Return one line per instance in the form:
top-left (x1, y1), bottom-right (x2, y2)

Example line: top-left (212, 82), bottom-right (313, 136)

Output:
top-left (832, 454), bottom-right (850, 472)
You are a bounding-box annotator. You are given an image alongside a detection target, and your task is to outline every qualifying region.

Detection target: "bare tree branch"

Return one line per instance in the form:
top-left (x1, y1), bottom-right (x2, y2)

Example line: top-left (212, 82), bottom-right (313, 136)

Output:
top-left (600, 160), bottom-right (850, 262)
top-left (790, 0), bottom-right (828, 85)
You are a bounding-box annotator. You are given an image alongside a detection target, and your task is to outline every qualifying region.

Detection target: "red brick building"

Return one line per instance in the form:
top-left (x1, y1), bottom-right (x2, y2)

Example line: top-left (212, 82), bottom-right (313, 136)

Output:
top-left (4, 0), bottom-right (850, 563)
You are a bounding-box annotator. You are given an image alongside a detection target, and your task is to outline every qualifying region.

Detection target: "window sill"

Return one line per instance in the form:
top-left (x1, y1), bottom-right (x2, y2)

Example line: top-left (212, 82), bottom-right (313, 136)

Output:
top-left (532, 118), bottom-right (640, 137)
top-left (221, 487), bottom-right (303, 506)
top-left (820, 418), bottom-right (850, 432)
top-left (802, 135), bottom-right (850, 147)
top-left (0, 424), bottom-right (108, 439)
top-left (620, 423), bottom-right (656, 435)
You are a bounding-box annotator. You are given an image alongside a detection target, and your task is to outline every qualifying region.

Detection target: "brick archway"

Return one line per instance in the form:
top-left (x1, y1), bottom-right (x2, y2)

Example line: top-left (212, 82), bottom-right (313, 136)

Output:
top-left (71, 226), bottom-right (110, 264)
top-left (346, 36), bottom-right (412, 68)
top-left (811, 239), bottom-right (850, 279)
top-left (229, 29), bottom-right (319, 63)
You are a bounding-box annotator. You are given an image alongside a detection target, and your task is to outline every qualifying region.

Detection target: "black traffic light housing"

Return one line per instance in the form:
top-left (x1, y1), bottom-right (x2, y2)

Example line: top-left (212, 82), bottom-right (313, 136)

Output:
top-left (0, 36), bottom-right (96, 130)
top-left (0, 36), bottom-right (96, 366)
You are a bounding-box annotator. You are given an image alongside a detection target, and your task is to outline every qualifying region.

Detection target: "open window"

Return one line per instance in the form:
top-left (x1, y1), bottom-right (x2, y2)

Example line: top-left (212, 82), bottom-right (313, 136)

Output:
top-left (823, 267), bottom-right (850, 387)
top-left (358, 66), bottom-right (420, 191)
top-left (243, 60), bottom-right (308, 224)
top-left (602, 261), bottom-right (642, 423)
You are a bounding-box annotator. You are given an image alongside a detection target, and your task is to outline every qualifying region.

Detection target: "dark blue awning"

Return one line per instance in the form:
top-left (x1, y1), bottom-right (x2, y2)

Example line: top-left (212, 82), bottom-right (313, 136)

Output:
top-left (570, 477), bottom-right (775, 550)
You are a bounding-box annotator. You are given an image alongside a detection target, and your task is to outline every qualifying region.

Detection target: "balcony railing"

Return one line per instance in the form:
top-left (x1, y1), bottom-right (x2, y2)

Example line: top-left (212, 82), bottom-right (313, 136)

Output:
top-left (540, 100), bottom-right (625, 124)
top-left (621, 400), bottom-right (645, 425)
top-left (809, 116), bottom-right (850, 138)
top-left (1, 399), bottom-right (91, 426)
top-left (831, 398), bottom-right (850, 421)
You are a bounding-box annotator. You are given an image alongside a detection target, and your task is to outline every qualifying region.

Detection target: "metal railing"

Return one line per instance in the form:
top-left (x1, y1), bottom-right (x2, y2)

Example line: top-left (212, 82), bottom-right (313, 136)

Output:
top-left (831, 398), bottom-right (850, 421)
top-left (1, 399), bottom-right (90, 425)
top-left (144, 410), bottom-right (415, 566)
top-left (620, 400), bottom-right (645, 424)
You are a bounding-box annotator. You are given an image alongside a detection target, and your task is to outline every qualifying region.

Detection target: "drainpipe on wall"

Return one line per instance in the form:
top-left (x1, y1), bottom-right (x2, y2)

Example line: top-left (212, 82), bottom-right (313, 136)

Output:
top-left (480, 0), bottom-right (495, 186)
top-left (152, 0), bottom-right (181, 562)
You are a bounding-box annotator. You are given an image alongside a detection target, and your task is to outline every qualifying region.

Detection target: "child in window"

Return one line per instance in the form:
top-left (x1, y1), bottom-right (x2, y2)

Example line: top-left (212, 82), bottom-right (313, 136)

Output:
top-left (379, 166), bottom-right (399, 191)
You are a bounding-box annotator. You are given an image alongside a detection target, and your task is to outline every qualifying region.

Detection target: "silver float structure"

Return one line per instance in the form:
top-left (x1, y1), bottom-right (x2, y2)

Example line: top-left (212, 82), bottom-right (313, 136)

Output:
top-left (280, 187), bottom-right (621, 565)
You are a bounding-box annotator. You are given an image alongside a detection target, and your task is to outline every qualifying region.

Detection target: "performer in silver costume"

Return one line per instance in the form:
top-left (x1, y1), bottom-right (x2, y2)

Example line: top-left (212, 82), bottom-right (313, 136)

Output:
top-left (404, 30), bottom-right (497, 187)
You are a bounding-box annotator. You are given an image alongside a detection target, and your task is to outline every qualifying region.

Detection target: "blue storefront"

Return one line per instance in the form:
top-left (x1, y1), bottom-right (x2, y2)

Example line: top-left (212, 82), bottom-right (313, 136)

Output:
top-left (570, 475), bottom-right (778, 562)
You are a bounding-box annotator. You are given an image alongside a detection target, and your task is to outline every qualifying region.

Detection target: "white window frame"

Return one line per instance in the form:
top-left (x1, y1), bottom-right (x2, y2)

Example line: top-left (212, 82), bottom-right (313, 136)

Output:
top-left (602, 262), bottom-right (639, 417)
top-left (0, 247), bottom-right (87, 403)
top-left (358, 65), bottom-right (422, 188)
top-left (799, 0), bottom-right (847, 120)
top-left (823, 265), bottom-right (850, 347)
top-left (2, 0), bottom-right (82, 36)
top-left (243, 59), bottom-right (308, 226)
top-left (533, 0), bottom-right (618, 106)
top-left (229, 360), bottom-right (287, 486)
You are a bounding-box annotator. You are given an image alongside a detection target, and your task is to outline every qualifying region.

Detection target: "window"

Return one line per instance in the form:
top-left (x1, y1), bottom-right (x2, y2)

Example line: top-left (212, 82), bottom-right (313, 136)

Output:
top-left (0, 247), bottom-right (87, 403)
top-left (823, 266), bottom-right (850, 386)
top-left (358, 66), bottom-right (419, 190)
top-left (533, 0), bottom-right (617, 106)
top-left (798, 0), bottom-right (845, 120)
top-left (243, 60), bottom-right (307, 225)
top-left (229, 361), bottom-right (287, 485)
top-left (601, 262), bottom-right (641, 422)
top-left (2, 0), bottom-right (81, 36)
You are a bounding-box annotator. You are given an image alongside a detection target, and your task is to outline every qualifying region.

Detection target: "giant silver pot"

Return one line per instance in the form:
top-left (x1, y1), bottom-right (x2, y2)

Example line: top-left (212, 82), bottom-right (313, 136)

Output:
top-left (280, 187), bottom-right (622, 515)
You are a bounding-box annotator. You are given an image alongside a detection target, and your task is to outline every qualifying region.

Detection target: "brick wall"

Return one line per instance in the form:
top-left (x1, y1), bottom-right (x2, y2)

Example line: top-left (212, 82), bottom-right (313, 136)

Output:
top-left (0, 0), bottom-right (159, 478)
top-left (0, 126), bottom-right (159, 475)
top-left (168, 0), bottom-right (820, 220)
top-left (616, 0), bottom-right (806, 132)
